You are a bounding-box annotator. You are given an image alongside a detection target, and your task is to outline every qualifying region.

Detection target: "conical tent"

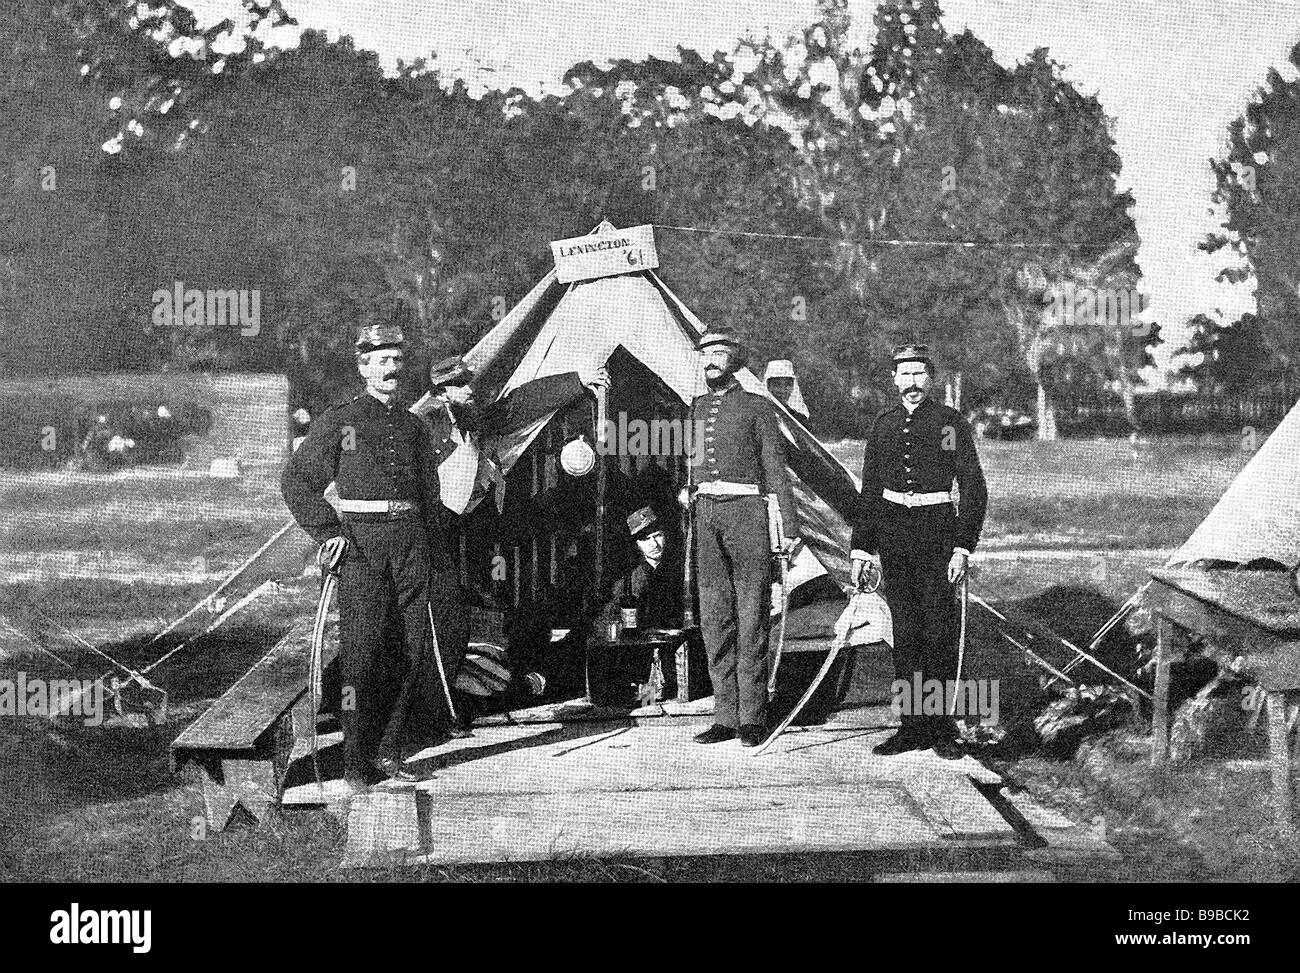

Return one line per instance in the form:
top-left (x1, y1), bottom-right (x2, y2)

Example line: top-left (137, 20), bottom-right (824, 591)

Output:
top-left (1168, 398), bottom-right (1300, 567)
top-left (436, 258), bottom-right (864, 590)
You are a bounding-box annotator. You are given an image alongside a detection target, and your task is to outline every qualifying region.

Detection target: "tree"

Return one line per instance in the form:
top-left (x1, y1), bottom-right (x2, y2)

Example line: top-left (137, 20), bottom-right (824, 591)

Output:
top-left (1179, 312), bottom-right (1272, 393)
top-left (1199, 37), bottom-right (1300, 385)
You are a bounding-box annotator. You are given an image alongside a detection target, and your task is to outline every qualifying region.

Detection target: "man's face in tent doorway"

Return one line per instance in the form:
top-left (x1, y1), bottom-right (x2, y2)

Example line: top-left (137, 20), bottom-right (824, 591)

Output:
top-left (358, 348), bottom-right (404, 398)
top-left (893, 360), bottom-right (932, 406)
top-left (635, 529), bottom-right (666, 566)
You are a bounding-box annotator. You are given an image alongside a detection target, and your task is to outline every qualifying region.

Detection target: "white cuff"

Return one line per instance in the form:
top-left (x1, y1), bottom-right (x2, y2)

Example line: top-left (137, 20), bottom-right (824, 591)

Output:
top-left (851, 549), bottom-right (872, 562)
top-left (953, 547), bottom-right (971, 557)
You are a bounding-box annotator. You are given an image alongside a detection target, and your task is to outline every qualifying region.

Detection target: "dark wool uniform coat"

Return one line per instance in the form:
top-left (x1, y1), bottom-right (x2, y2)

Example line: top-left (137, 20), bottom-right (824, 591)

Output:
top-left (687, 380), bottom-right (797, 729)
top-left (281, 390), bottom-right (455, 777)
top-left (282, 391), bottom-right (450, 553)
top-left (851, 395), bottom-right (988, 739)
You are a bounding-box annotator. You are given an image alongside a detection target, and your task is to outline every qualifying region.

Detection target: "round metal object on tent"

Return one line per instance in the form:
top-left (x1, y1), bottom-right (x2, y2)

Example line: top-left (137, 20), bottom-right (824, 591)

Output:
top-left (560, 436), bottom-right (596, 477)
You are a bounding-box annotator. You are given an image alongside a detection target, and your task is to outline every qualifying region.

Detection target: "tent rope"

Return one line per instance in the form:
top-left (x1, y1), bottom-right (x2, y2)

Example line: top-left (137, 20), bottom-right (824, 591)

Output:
top-left (652, 223), bottom-right (1116, 249)
top-left (968, 589), bottom-right (1151, 701)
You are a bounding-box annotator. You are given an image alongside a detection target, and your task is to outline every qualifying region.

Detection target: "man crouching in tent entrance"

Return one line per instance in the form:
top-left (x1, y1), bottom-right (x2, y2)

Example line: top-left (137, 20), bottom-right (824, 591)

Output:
top-left (281, 323), bottom-right (461, 791)
top-left (415, 354), bottom-right (610, 729)
top-left (687, 327), bottom-right (799, 747)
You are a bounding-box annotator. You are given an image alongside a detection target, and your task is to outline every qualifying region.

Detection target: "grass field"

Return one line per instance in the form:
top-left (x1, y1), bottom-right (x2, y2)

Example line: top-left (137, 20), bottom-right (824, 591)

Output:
top-left (827, 434), bottom-right (1249, 550)
top-left (1, 432), bottom-right (1294, 882)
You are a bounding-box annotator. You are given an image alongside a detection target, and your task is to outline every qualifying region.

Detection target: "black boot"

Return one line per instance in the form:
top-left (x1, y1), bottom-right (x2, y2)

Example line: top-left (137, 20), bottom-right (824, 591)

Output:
top-left (873, 726), bottom-right (929, 756)
top-left (372, 753), bottom-right (419, 783)
top-left (694, 724), bottom-right (737, 744)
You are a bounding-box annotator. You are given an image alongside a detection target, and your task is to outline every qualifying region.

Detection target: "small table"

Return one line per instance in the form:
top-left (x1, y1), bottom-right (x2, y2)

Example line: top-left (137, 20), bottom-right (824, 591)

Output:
top-left (1142, 567), bottom-right (1300, 835)
top-left (586, 627), bottom-right (698, 705)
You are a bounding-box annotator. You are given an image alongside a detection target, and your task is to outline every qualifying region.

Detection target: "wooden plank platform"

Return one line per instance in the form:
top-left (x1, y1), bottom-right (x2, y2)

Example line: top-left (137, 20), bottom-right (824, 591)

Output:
top-left (328, 712), bottom-right (1026, 868)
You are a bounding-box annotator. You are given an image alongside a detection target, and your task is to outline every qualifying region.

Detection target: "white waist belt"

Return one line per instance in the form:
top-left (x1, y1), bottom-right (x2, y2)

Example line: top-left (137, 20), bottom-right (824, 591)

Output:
top-left (882, 488), bottom-right (952, 508)
top-left (337, 499), bottom-right (419, 514)
top-left (694, 481), bottom-right (761, 497)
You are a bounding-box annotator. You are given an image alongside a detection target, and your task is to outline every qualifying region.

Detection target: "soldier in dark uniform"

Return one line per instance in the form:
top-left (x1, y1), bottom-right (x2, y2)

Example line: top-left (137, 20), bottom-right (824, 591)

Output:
top-left (589, 506), bottom-right (694, 702)
top-left (281, 323), bottom-right (459, 790)
top-left (597, 507), bottom-right (683, 629)
top-left (688, 328), bottom-right (799, 746)
top-left (850, 344), bottom-right (988, 759)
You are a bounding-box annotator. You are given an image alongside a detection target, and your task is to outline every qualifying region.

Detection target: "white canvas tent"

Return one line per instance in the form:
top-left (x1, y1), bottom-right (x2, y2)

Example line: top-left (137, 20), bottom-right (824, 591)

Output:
top-left (415, 229), bottom-right (869, 592)
top-left (1168, 398), bottom-right (1300, 567)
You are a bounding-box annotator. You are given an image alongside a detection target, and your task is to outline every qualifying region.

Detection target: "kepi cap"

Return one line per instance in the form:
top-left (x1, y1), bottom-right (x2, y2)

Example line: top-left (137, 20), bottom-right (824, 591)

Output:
top-left (626, 506), bottom-right (660, 539)
top-left (763, 359), bottom-right (809, 418)
top-left (429, 355), bottom-right (474, 388)
top-left (763, 359), bottom-right (796, 380)
top-left (355, 323), bottom-right (405, 354)
top-left (891, 343), bottom-right (933, 367)
top-left (695, 326), bottom-right (748, 366)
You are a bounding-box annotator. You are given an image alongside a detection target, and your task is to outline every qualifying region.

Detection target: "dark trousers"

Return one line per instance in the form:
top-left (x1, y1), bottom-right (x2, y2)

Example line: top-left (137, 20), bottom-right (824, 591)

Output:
top-left (878, 504), bottom-right (959, 740)
top-left (336, 516), bottom-right (434, 778)
top-left (694, 495), bottom-right (772, 729)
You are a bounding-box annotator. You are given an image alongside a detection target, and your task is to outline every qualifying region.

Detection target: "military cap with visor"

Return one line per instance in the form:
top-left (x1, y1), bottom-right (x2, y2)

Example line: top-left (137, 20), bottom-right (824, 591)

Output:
top-left (355, 323), bottom-right (405, 354)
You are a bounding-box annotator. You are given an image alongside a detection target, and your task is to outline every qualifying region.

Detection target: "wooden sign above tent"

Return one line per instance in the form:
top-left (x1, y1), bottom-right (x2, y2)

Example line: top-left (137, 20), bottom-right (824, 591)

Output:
top-left (550, 223), bottom-right (659, 283)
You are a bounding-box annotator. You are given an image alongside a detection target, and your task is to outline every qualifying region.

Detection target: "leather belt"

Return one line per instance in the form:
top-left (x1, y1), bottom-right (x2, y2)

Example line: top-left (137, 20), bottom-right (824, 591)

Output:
top-left (882, 488), bottom-right (952, 508)
top-left (337, 499), bottom-right (419, 517)
top-left (694, 481), bottom-right (761, 498)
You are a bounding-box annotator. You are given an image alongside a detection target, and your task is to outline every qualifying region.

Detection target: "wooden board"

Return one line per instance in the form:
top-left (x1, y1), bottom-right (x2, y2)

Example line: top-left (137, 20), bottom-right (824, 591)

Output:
top-left (401, 784), bottom-right (938, 865)
top-left (1144, 574), bottom-right (1300, 691)
top-left (339, 720), bottom-right (1013, 867)
top-left (1150, 567), bottom-right (1300, 635)
top-left (172, 618), bottom-right (324, 752)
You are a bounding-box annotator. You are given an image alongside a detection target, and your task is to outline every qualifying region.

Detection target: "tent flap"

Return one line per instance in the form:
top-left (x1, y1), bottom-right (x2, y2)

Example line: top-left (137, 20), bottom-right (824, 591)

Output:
top-left (463, 266), bottom-right (863, 589)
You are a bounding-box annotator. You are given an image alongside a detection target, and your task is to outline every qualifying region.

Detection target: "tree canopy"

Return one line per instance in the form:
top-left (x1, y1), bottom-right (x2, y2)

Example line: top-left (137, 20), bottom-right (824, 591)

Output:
top-left (1193, 36), bottom-right (1300, 392)
top-left (2, 0), bottom-right (1149, 433)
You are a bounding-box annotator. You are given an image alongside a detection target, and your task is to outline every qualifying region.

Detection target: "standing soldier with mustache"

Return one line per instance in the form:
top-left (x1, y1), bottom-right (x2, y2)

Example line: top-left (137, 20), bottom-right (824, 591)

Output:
top-left (850, 344), bottom-right (988, 760)
top-left (282, 323), bottom-right (459, 791)
top-left (687, 328), bottom-right (799, 747)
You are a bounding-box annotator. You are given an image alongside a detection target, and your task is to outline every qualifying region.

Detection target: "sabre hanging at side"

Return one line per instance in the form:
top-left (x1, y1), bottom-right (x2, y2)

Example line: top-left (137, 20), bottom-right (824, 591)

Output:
top-left (307, 569), bottom-right (338, 786)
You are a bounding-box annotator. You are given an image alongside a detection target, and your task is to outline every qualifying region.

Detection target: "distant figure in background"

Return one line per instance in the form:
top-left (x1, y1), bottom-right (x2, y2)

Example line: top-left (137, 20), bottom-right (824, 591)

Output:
top-left (763, 359), bottom-right (809, 420)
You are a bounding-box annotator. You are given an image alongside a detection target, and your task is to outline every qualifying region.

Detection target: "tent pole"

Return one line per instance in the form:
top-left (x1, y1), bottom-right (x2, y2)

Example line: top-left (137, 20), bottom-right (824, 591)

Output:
top-left (682, 429), bottom-right (695, 629)
top-left (590, 386), bottom-right (609, 702)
